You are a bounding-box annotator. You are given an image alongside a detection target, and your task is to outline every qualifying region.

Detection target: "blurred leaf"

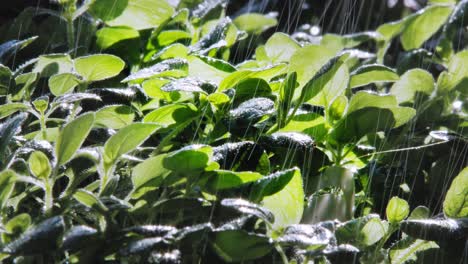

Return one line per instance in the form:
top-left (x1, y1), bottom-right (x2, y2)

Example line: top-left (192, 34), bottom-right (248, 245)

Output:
top-left (3, 216), bottom-right (65, 255)
top-left (89, 0), bottom-right (174, 30)
top-left (234, 13), bottom-right (277, 35)
top-left (62, 225), bottom-right (99, 252)
top-left (211, 230), bottom-right (272, 262)
top-left (390, 69), bottom-right (434, 103)
top-left (401, 5), bottom-right (453, 50)
top-left (262, 33), bottom-right (300, 63)
top-left (386, 197), bottom-right (410, 224)
top-left (96, 26), bottom-right (140, 50)
top-left (390, 237), bottom-right (438, 264)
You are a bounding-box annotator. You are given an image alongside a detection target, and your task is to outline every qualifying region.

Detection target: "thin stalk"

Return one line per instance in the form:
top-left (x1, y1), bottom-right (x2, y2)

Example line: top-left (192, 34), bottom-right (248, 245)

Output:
top-left (66, 17), bottom-right (75, 51)
top-left (275, 244), bottom-right (289, 264)
top-left (39, 115), bottom-right (47, 139)
top-left (44, 180), bottom-right (54, 214)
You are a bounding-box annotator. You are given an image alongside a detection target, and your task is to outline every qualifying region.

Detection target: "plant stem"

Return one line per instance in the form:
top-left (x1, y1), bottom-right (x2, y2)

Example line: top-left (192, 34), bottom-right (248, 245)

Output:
top-left (66, 17), bottom-right (75, 51)
top-left (275, 244), bottom-right (289, 264)
top-left (44, 180), bottom-right (54, 214)
top-left (40, 114), bottom-right (47, 139)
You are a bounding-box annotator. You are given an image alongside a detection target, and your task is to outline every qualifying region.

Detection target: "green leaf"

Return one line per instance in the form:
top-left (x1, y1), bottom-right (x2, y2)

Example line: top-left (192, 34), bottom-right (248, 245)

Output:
top-left (250, 168), bottom-right (297, 201)
top-left (89, 0), bottom-right (174, 30)
top-left (95, 105), bottom-right (135, 129)
top-left (157, 30), bottom-right (191, 46)
top-left (123, 58), bottom-right (188, 82)
top-left (278, 72), bottom-right (297, 127)
top-left (0, 64), bottom-right (12, 95)
top-left (0, 103), bottom-right (30, 119)
top-left (163, 144), bottom-right (213, 172)
top-left (262, 33), bottom-right (300, 63)
top-left (104, 123), bottom-right (159, 165)
top-left (4, 213), bottom-right (31, 238)
top-left (390, 237), bottom-right (439, 264)
top-left (3, 216), bottom-right (65, 256)
top-left (330, 91), bottom-right (416, 142)
top-left (327, 95), bottom-right (348, 121)
top-left (211, 230), bottom-right (272, 262)
top-left (187, 55), bottom-right (231, 85)
top-left (437, 50), bottom-right (468, 94)
top-left (386, 196), bottom-right (410, 224)
top-left (28, 151), bottom-right (51, 179)
top-left (218, 63), bottom-right (286, 91)
top-left (191, 18), bottom-right (233, 54)
top-left (279, 112), bottom-right (328, 142)
top-left (33, 54), bottom-right (73, 77)
top-left (55, 112), bottom-right (95, 166)
top-left (96, 26), bottom-right (140, 50)
top-left (299, 53), bottom-right (349, 106)
top-left (401, 5), bottom-right (453, 50)
top-left (206, 170), bottom-right (262, 192)
top-left (261, 167), bottom-right (304, 229)
top-left (350, 64), bottom-right (399, 88)
top-left (443, 167), bottom-right (468, 218)
top-left (221, 198), bottom-right (274, 224)
top-left (0, 36), bottom-right (37, 63)
top-left (233, 13), bottom-right (277, 34)
top-left (0, 113), bottom-right (27, 169)
top-left (131, 154), bottom-right (170, 199)
top-left (336, 215), bottom-right (388, 248)
top-left (408, 206), bottom-right (431, 220)
top-left (74, 54), bottom-right (125, 82)
top-left (161, 77), bottom-right (216, 94)
top-left (48, 73), bottom-right (80, 96)
top-left (390, 69), bottom-right (435, 103)
top-left (143, 103), bottom-right (198, 128)
top-left (288, 45), bottom-right (336, 88)
top-left (0, 170), bottom-right (16, 209)
top-left (73, 189), bottom-right (108, 214)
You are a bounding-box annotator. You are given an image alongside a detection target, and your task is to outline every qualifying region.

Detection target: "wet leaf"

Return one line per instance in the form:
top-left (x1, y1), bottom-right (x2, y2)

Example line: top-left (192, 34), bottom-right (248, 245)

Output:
top-left (389, 237), bottom-right (438, 264)
top-left (386, 197), bottom-right (410, 224)
top-left (89, 0), bottom-right (174, 30)
top-left (62, 226), bottom-right (99, 252)
top-left (163, 144), bottom-right (213, 172)
top-left (350, 64), bottom-right (399, 88)
top-left (123, 58), bottom-right (188, 82)
top-left (220, 198), bottom-right (274, 224)
top-left (3, 216), bottom-right (65, 255)
top-left (277, 224), bottom-right (334, 250)
top-left (211, 230), bottom-right (272, 262)
top-left (443, 167), bottom-right (468, 218)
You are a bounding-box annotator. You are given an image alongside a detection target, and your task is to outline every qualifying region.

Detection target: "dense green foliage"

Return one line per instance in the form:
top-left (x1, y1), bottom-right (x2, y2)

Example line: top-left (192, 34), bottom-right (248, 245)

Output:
top-left (0, 0), bottom-right (466, 263)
